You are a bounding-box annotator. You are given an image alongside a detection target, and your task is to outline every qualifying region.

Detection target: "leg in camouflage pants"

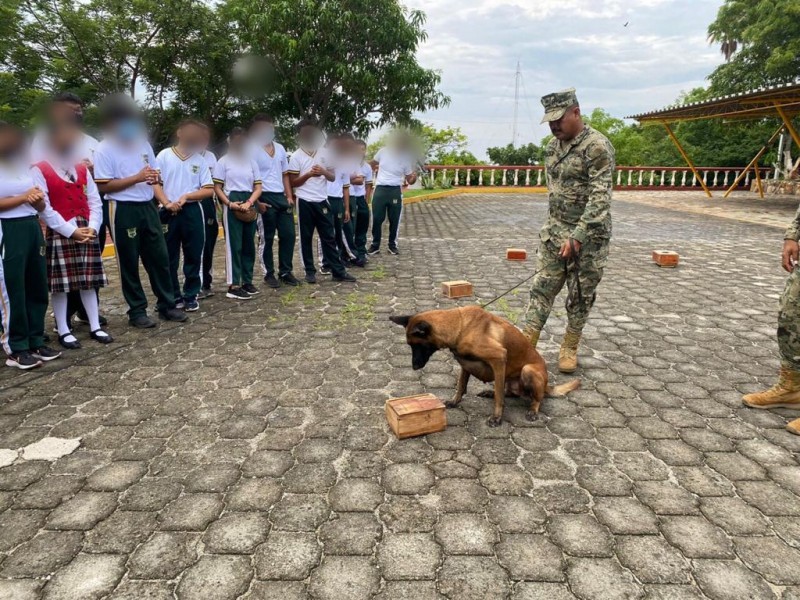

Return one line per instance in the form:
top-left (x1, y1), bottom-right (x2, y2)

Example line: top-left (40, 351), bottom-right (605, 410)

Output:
top-left (526, 238), bottom-right (609, 333)
top-left (779, 267), bottom-right (800, 370)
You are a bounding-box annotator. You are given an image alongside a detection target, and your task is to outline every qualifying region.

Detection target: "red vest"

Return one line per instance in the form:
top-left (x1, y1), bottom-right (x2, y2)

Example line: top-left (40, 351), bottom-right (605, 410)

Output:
top-left (36, 161), bottom-right (90, 221)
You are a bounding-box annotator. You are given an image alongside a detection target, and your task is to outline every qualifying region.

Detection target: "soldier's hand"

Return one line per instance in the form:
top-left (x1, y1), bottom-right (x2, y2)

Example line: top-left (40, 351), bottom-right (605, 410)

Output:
top-left (559, 239), bottom-right (581, 259)
top-left (782, 239), bottom-right (799, 273)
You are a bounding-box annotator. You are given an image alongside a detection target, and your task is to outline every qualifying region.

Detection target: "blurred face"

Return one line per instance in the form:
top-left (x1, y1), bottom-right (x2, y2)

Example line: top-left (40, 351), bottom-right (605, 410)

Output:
top-left (250, 121), bottom-right (275, 145)
top-left (48, 118), bottom-right (83, 154)
top-left (176, 123), bottom-right (206, 153)
top-left (0, 127), bottom-right (26, 164)
top-left (549, 106), bottom-right (583, 141)
top-left (298, 125), bottom-right (323, 152)
top-left (228, 134), bottom-right (246, 155)
top-left (113, 116), bottom-right (146, 144)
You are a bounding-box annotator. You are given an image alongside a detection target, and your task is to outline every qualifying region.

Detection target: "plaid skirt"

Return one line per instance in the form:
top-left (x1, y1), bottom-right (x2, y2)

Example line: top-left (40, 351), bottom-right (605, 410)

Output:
top-left (46, 216), bottom-right (108, 294)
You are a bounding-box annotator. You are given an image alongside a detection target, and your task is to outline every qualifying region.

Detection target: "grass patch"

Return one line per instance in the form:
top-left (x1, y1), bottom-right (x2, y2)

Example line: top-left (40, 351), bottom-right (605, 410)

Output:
top-left (370, 264), bottom-right (387, 280)
top-left (404, 188), bottom-right (447, 199)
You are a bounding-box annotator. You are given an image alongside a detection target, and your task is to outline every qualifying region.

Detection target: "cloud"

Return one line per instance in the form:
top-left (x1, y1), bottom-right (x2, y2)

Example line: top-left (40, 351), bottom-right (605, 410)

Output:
top-left (403, 0), bottom-right (725, 159)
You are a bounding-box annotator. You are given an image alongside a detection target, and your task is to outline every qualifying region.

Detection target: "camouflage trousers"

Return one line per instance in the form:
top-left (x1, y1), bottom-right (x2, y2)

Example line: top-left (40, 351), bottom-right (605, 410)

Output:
top-left (525, 238), bottom-right (609, 333)
top-left (778, 266), bottom-right (800, 370)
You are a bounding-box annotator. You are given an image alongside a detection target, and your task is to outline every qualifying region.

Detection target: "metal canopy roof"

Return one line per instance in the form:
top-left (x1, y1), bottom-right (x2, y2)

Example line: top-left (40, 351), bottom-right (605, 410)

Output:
top-left (628, 80), bottom-right (800, 123)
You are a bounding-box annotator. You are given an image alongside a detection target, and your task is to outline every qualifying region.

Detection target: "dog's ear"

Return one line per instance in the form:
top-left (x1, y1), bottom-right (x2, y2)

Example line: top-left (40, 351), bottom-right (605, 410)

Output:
top-left (389, 315), bottom-right (412, 327)
top-left (410, 320), bottom-right (432, 338)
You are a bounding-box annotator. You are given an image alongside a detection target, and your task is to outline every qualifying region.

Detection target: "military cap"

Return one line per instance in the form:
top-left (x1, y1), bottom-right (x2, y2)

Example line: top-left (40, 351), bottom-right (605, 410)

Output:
top-left (540, 88), bottom-right (579, 123)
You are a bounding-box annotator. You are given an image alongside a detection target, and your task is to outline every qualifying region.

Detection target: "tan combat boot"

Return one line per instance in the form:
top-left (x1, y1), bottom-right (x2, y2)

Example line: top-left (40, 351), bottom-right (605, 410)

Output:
top-left (787, 418), bottom-right (800, 436)
top-left (742, 367), bottom-right (800, 409)
top-left (523, 326), bottom-right (541, 349)
top-left (558, 330), bottom-right (581, 373)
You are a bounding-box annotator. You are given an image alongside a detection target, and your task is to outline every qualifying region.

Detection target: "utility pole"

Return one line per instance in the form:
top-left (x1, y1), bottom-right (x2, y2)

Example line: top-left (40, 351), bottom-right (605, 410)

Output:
top-left (512, 61), bottom-right (521, 148)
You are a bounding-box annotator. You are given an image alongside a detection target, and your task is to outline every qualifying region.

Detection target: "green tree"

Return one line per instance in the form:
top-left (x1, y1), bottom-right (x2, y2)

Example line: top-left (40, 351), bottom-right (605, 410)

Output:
top-left (486, 142), bottom-right (544, 165)
top-left (708, 0), bottom-right (800, 93)
top-left (229, 0), bottom-right (449, 134)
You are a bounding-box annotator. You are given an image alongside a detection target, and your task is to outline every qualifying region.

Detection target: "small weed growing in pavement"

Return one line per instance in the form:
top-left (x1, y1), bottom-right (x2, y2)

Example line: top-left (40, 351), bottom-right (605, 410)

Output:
top-left (370, 264), bottom-right (387, 280)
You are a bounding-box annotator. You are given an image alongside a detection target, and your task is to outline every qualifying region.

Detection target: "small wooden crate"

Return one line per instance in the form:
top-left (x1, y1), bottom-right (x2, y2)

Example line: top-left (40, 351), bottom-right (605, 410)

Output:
top-left (653, 250), bottom-right (680, 268)
top-left (386, 394), bottom-right (447, 439)
top-left (506, 248), bottom-right (527, 261)
top-left (442, 280), bottom-right (473, 298)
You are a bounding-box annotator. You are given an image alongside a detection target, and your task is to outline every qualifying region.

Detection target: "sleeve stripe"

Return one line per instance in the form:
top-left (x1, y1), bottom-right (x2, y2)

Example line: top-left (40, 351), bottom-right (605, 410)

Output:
top-left (253, 180), bottom-right (262, 184)
top-left (212, 178), bottom-right (224, 184)
top-left (287, 170), bottom-right (300, 174)
top-left (202, 184), bottom-right (215, 188)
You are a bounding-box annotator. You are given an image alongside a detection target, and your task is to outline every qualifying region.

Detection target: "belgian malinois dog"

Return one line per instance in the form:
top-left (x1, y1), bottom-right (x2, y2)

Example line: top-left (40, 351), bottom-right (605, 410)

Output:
top-left (391, 306), bottom-right (580, 426)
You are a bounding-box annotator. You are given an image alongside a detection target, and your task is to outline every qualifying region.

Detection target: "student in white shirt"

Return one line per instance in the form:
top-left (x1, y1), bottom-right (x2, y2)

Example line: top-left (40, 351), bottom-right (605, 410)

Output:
top-left (31, 113), bottom-right (113, 350)
top-left (156, 119), bottom-right (215, 312)
top-left (287, 120), bottom-right (356, 284)
top-left (347, 137), bottom-right (373, 267)
top-left (319, 133), bottom-right (354, 274)
top-left (0, 122), bottom-right (62, 369)
top-left (93, 96), bottom-right (187, 328)
top-left (250, 114), bottom-right (299, 288)
top-left (213, 128), bottom-right (263, 300)
top-left (199, 123), bottom-right (219, 299)
top-left (368, 130), bottom-right (418, 255)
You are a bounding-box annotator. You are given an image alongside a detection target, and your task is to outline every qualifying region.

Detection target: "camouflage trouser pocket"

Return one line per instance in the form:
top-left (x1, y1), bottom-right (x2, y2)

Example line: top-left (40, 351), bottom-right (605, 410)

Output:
top-left (778, 268), bottom-right (800, 368)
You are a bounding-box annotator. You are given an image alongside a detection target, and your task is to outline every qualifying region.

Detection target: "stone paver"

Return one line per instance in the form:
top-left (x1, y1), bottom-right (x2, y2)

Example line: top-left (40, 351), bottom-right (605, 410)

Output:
top-left (1, 192), bottom-right (799, 597)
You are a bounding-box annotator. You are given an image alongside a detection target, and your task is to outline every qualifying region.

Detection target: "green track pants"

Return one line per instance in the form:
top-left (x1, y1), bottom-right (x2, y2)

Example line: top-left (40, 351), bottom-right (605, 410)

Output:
top-left (109, 200), bottom-right (176, 320)
top-left (370, 185), bottom-right (402, 249)
top-left (162, 201), bottom-right (205, 301)
top-left (0, 216), bottom-right (48, 354)
top-left (352, 195), bottom-right (370, 261)
top-left (223, 191), bottom-right (257, 287)
top-left (257, 191), bottom-right (295, 278)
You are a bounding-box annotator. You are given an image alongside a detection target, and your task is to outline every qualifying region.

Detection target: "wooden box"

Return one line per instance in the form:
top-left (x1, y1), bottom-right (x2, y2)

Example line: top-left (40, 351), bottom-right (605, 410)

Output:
top-left (506, 248), bottom-right (527, 261)
top-left (386, 394), bottom-right (447, 439)
top-left (442, 280), bottom-right (473, 298)
top-left (653, 250), bottom-right (680, 268)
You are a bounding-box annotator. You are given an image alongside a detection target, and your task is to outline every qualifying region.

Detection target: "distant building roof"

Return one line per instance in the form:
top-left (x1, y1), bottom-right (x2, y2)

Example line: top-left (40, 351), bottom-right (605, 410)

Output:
top-left (628, 80), bottom-right (800, 123)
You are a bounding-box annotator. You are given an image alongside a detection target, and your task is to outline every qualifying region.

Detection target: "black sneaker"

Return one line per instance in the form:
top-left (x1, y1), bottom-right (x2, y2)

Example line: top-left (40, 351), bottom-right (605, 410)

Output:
top-left (6, 351), bottom-right (42, 370)
top-left (130, 315), bottom-right (157, 329)
top-left (31, 346), bottom-right (62, 362)
top-left (159, 308), bottom-right (189, 322)
top-left (280, 273), bottom-right (300, 287)
top-left (242, 283), bottom-right (260, 295)
top-left (305, 273), bottom-right (317, 284)
top-left (367, 245), bottom-right (380, 256)
top-left (198, 288), bottom-right (214, 299)
top-left (226, 287), bottom-right (252, 300)
top-left (319, 266), bottom-right (331, 275)
top-left (264, 274), bottom-right (281, 289)
top-left (183, 298), bottom-right (200, 312)
top-left (332, 272), bottom-right (357, 283)
top-left (388, 246), bottom-right (399, 255)
top-left (352, 258), bottom-right (366, 268)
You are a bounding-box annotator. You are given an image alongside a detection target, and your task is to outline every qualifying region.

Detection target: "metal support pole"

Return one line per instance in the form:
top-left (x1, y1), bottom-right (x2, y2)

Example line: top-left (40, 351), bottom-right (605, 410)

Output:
top-left (662, 122), bottom-right (712, 197)
top-left (723, 124), bottom-right (784, 198)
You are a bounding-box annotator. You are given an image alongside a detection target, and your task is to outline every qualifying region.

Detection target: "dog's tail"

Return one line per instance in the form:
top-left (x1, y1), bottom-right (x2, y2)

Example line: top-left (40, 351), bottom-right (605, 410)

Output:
top-left (545, 379), bottom-right (581, 397)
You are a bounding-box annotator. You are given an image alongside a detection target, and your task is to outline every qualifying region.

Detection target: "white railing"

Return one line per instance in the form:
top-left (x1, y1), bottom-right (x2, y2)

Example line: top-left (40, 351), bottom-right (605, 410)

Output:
top-left (424, 165), bottom-right (773, 191)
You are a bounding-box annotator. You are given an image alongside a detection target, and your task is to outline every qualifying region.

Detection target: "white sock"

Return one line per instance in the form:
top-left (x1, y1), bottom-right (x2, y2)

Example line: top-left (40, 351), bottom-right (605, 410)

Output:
top-left (52, 293), bottom-right (76, 342)
top-left (79, 289), bottom-right (103, 333)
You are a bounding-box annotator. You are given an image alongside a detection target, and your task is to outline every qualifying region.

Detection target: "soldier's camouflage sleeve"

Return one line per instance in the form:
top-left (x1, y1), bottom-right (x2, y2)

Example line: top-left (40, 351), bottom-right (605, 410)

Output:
top-left (785, 203), bottom-right (800, 241)
top-left (571, 137), bottom-right (615, 244)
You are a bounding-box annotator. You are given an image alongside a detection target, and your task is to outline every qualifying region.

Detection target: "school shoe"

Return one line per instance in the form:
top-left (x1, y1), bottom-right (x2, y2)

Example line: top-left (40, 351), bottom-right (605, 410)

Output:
top-left (175, 299), bottom-right (185, 310)
top-left (305, 273), bottom-right (317, 284)
top-left (242, 283), bottom-right (260, 295)
top-left (5, 351), bottom-right (42, 370)
top-left (332, 272), bottom-right (357, 283)
top-left (183, 298), bottom-right (200, 312)
top-left (58, 333), bottom-right (82, 350)
top-left (198, 287), bottom-right (214, 299)
top-left (367, 245), bottom-right (380, 256)
top-left (280, 274), bottom-right (300, 287)
top-left (352, 258), bottom-right (367, 268)
top-left (319, 266), bottom-right (331, 275)
top-left (226, 287), bottom-right (252, 300)
top-left (388, 246), bottom-right (399, 255)
top-left (159, 308), bottom-right (189, 322)
top-left (90, 329), bottom-right (114, 344)
top-left (264, 274), bottom-right (281, 289)
top-left (130, 315), bottom-right (157, 329)
top-left (31, 346), bottom-right (62, 362)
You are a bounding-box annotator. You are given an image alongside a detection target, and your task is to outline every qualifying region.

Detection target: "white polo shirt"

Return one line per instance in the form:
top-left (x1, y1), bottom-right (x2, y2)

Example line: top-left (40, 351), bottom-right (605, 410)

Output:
top-left (350, 161), bottom-right (373, 196)
top-left (201, 150), bottom-right (217, 174)
top-left (30, 131), bottom-right (99, 165)
top-left (288, 148), bottom-right (331, 203)
top-left (326, 165), bottom-right (351, 198)
top-left (0, 164), bottom-right (38, 219)
top-left (94, 139), bottom-right (159, 203)
top-left (157, 147), bottom-right (214, 202)
top-left (373, 147), bottom-right (414, 187)
top-left (252, 142), bottom-right (289, 194)
top-left (212, 154), bottom-right (261, 195)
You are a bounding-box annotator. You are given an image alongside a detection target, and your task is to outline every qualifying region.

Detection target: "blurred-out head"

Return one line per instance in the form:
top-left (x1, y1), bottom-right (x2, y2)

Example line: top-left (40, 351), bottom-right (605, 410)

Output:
top-left (249, 113), bottom-right (275, 146)
top-left (175, 119), bottom-right (207, 154)
top-left (227, 127), bottom-right (248, 156)
top-left (99, 94), bottom-right (146, 145)
top-left (389, 128), bottom-right (414, 152)
top-left (296, 119), bottom-right (324, 153)
top-left (47, 92), bottom-right (85, 126)
top-left (0, 121), bottom-right (27, 165)
top-left (355, 139), bottom-right (367, 161)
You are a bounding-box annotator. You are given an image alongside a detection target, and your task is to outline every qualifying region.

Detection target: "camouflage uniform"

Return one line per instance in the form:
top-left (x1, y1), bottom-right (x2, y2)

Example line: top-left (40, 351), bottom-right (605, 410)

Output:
top-left (779, 205), bottom-right (800, 370)
top-left (526, 90), bottom-right (615, 334)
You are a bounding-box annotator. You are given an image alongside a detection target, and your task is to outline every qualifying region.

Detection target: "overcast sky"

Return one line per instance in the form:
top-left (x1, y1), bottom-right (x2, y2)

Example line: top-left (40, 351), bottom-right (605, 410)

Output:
top-left (405, 0), bottom-right (725, 158)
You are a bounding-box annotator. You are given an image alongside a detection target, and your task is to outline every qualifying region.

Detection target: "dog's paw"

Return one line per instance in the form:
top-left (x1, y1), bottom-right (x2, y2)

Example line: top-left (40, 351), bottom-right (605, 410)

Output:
top-left (525, 410), bottom-right (539, 422)
top-left (444, 399), bottom-right (461, 408)
top-left (486, 416), bottom-right (502, 427)
top-left (477, 390), bottom-right (494, 398)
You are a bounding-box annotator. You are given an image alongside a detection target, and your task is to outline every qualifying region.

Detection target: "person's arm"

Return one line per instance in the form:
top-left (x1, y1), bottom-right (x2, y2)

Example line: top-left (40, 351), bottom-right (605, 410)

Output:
top-left (564, 138), bottom-right (614, 256)
top-left (85, 172), bottom-right (103, 234)
top-left (280, 152), bottom-right (294, 205)
top-left (178, 162), bottom-right (215, 206)
top-left (213, 183), bottom-right (234, 210)
top-left (30, 167), bottom-right (78, 239)
top-left (96, 167), bottom-right (156, 194)
top-left (0, 192), bottom-right (36, 211)
top-left (247, 182), bottom-right (263, 206)
top-left (350, 173), bottom-right (365, 186)
top-left (343, 183), bottom-right (351, 223)
top-left (317, 164), bottom-right (335, 182)
top-left (783, 204), bottom-right (800, 272)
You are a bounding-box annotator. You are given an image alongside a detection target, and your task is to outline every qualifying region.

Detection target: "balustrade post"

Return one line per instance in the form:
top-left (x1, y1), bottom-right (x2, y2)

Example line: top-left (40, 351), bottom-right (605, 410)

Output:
top-left (723, 171), bottom-right (730, 187)
top-left (465, 169), bottom-right (471, 186)
top-left (513, 169), bottom-right (519, 186)
top-left (702, 171), bottom-right (709, 187)
top-left (627, 171), bottom-right (633, 186)
top-left (712, 171), bottom-right (719, 187)
top-left (478, 169), bottom-right (483, 186)
top-left (537, 169), bottom-right (543, 186)
top-left (490, 170), bottom-right (495, 186)
top-left (744, 171), bottom-right (750, 187)
top-left (502, 169), bottom-right (507, 186)
top-left (660, 170), bottom-right (666, 186)
top-left (670, 171), bottom-right (677, 186)
top-left (525, 169), bottom-right (531, 186)
top-left (681, 171), bottom-right (687, 186)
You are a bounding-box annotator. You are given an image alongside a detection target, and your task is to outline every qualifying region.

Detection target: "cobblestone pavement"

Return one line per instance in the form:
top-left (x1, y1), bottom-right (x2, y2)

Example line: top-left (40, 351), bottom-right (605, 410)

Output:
top-left (1, 193), bottom-right (800, 600)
